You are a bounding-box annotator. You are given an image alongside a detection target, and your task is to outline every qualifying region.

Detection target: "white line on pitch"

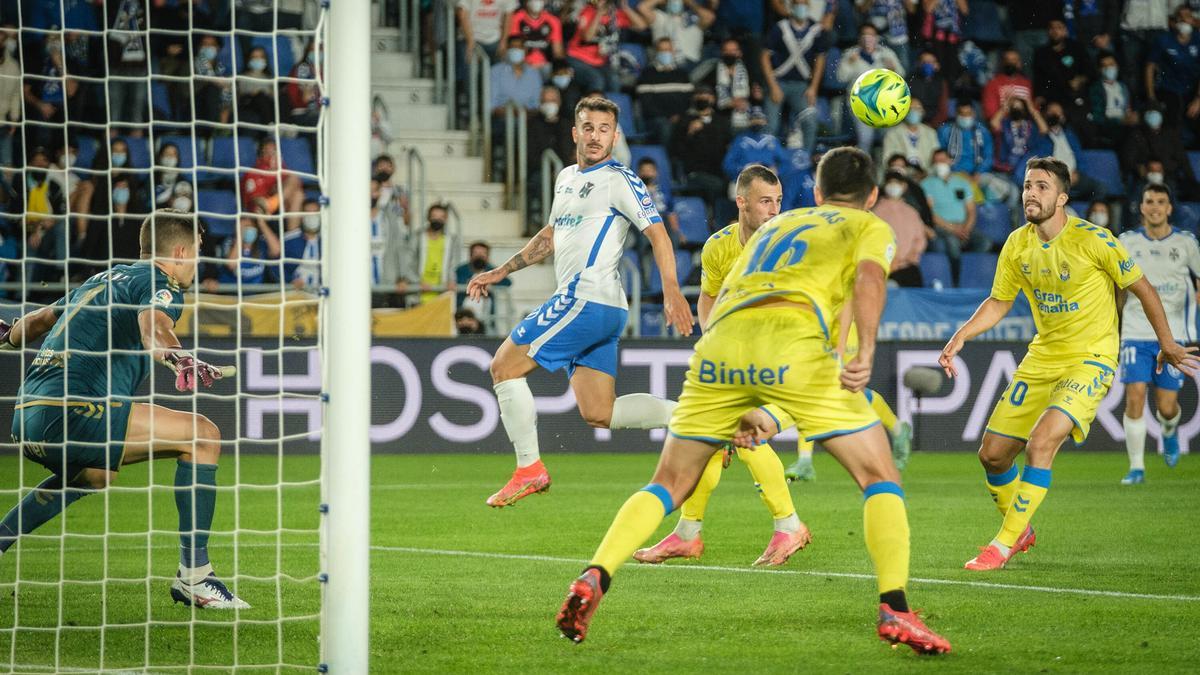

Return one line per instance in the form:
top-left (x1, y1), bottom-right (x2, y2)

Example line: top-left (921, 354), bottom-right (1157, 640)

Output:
top-left (375, 545), bottom-right (1200, 603)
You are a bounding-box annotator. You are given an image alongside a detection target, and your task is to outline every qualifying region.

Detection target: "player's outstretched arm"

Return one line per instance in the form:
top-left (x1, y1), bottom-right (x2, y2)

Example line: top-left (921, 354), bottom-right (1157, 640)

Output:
top-left (0, 305), bottom-right (61, 350)
top-left (1126, 276), bottom-right (1200, 375)
top-left (139, 310), bottom-right (232, 391)
top-left (939, 296), bottom-right (1014, 377)
top-left (644, 222), bottom-right (693, 336)
top-left (841, 261), bottom-right (887, 392)
top-left (467, 224), bottom-right (554, 301)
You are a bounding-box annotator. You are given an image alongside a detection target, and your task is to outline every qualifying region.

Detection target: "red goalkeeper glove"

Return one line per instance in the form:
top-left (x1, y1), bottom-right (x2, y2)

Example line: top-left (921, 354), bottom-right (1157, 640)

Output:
top-left (0, 319), bottom-right (15, 351)
top-left (164, 352), bottom-right (227, 392)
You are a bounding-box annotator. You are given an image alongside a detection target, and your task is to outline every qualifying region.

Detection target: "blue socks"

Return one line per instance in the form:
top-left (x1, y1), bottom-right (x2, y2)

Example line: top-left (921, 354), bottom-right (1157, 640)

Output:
top-left (175, 460), bottom-right (219, 568)
top-left (0, 474), bottom-right (93, 553)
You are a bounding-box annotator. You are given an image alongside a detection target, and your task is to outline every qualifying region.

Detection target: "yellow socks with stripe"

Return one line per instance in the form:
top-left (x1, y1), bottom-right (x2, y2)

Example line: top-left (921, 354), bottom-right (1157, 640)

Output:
top-left (984, 464), bottom-right (1019, 517)
top-left (590, 484), bottom-right (673, 575)
top-left (676, 452), bottom-right (724, 537)
top-left (736, 443), bottom-right (795, 520)
top-left (863, 481), bottom-right (910, 594)
top-left (996, 466), bottom-right (1050, 548)
top-left (866, 389), bottom-right (898, 434)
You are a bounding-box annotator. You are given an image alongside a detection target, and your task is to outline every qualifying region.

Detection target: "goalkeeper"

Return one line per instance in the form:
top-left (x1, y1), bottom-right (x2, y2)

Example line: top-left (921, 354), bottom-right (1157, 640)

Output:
top-left (0, 209), bottom-right (248, 610)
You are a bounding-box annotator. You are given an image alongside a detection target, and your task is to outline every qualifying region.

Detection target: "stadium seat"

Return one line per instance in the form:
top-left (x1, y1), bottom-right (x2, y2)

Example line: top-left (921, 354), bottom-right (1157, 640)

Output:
top-left (644, 254), bottom-right (663, 297)
top-left (216, 36), bottom-right (238, 73)
top-left (674, 197), bottom-right (709, 246)
top-left (1067, 200), bottom-right (1091, 219)
top-left (75, 136), bottom-right (99, 171)
top-left (196, 189), bottom-right (239, 237)
top-left (151, 81), bottom-right (173, 120)
top-left (280, 137), bottom-right (316, 177)
top-left (64, 0), bottom-right (101, 31)
top-left (158, 135), bottom-right (202, 169)
top-left (964, 0), bottom-right (1011, 46)
top-left (617, 42), bottom-right (646, 73)
top-left (975, 202), bottom-right (1011, 245)
top-left (674, 250), bottom-right (694, 286)
top-left (958, 252), bottom-right (999, 289)
top-left (209, 136), bottom-right (259, 169)
top-left (1175, 202), bottom-right (1200, 233)
top-left (122, 136), bottom-right (152, 169)
top-left (604, 91), bottom-right (638, 140)
top-left (821, 46), bottom-right (846, 94)
top-left (629, 144), bottom-right (675, 192)
top-left (1079, 150), bottom-right (1123, 197)
top-left (919, 252), bottom-right (953, 289)
top-left (639, 303), bottom-right (664, 336)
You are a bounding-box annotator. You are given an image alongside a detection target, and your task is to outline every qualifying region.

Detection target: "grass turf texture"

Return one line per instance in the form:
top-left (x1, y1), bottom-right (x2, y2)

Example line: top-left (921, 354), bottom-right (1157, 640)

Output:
top-left (0, 452), bottom-right (1197, 672)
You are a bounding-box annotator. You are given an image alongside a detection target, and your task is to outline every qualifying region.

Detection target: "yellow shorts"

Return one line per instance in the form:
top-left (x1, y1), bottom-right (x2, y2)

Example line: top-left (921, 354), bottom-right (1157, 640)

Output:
top-left (986, 355), bottom-right (1116, 445)
top-left (669, 308), bottom-right (880, 443)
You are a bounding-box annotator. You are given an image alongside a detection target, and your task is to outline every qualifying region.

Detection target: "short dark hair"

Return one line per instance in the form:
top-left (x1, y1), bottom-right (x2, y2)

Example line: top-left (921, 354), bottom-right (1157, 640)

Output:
top-left (885, 152), bottom-right (909, 166)
top-left (427, 202), bottom-right (448, 220)
top-left (637, 157), bottom-right (657, 169)
top-left (735, 164), bottom-right (780, 196)
top-left (1143, 183), bottom-right (1172, 202)
top-left (469, 241), bottom-right (490, 254)
top-left (1024, 156), bottom-right (1072, 193)
top-left (816, 147), bottom-right (876, 205)
top-left (140, 208), bottom-right (197, 257)
top-left (575, 95), bottom-right (620, 125)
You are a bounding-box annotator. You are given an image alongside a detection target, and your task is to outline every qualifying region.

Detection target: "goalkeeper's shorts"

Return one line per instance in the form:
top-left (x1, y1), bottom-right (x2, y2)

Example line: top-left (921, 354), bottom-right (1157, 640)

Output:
top-left (510, 294), bottom-right (628, 378)
top-left (11, 398), bottom-right (133, 479)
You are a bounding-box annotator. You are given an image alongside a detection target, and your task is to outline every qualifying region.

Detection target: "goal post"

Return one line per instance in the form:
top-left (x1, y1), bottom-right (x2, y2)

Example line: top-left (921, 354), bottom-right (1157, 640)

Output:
top-left (321, 0), bottom-right (372, 671)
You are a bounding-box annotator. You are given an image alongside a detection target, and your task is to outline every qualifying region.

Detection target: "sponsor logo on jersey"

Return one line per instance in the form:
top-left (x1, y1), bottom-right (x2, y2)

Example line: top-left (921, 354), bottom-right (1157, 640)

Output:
top-left (1032, 289), bottom-right (1079, 313)
top-left (1119, 258), bottom-right (1136, 274)
top-left (553, 214), bottom-right (584, 228)
top-left (153, 289), bottom-right (175, 308)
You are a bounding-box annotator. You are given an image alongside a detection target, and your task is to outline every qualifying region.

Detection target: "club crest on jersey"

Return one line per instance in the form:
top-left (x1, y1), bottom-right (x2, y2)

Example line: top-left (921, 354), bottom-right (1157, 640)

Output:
top-left (1170, 247), bottom-right (1180, 262)
top-left (1058, 261), bottom-right (1070, 281)
top-left (1020, 261), bottom-right (1031, 275)
top-left (579, 182), bottom-right (595, 199)
top-left (153, 289), bottom-right (174, 308)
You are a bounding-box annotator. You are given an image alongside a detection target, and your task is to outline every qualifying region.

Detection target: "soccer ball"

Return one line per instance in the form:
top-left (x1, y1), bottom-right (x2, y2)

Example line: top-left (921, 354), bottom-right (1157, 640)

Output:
top-left (849, 68), bottom-right (911, 129)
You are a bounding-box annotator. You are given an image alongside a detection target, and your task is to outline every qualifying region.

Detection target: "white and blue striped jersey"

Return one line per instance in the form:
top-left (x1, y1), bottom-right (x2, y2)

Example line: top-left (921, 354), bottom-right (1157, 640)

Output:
top-left (548, 159), bottom-right (663, 309)
top-left (1118, 227), bottom-right (1200, 342)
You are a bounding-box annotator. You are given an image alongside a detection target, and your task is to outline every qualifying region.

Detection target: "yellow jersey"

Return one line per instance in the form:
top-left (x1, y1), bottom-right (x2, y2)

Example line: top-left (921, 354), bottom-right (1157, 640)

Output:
top-left (699, 222), bottom-right (748, 297)
top-left (992, 216), bottom-right (1143, 363)
top-left (710, 205), bottom-right (896, 340)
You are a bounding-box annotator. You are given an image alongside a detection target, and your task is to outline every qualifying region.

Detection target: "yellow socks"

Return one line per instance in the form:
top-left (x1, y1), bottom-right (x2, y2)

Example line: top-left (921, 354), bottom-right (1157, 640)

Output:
top-left (679, 452), bottom-right (724, 522)
top-left (863, 481), bottom-right (910, 593)
top-left (797, 437), bottom-right (813, 459)
top-left (590, 484), bottom-right (673, 574)
top-left (866, 389), bottom-right (898, 434)
top-left (736, 443), bottom-right (794, 519)
top-left (996, 466), bottom-right (1050, 548)
top-left (984, 464), bottom-right (1020, 517)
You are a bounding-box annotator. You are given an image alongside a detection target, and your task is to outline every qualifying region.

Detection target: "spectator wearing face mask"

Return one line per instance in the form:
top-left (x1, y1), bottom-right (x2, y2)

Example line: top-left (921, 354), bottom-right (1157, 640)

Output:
top-left (722, 107), bottom-right (790, 189)
top-left (418, 204), bottom-right (460, 305)
top-left (882, 99), bottom-right (938, 172)
top-left (548, 60), bottom-right (584, 118)
top-left (370, 179), bottom-right (420, 307)
top-left (1029, 101), bottom-right (1106, 202)
top-left (884, 153), bottom-right (935, 228)
top-left (635, 37), bottom-right (695, 144)
top-left (1088, 52), bottom-right (1136, 149)
top-left (1123, 109), bottom-right (1200, 194)
top-left (761, 0), bottom-right (830, 144)
top-left (237, 46), bottom-right (277, 126)
top-left (504, 0), bottom-right (563, 73)
top-left (937, 101), bottom-right (1014, 209)
top-left (639, 0), bottom-right (714, 72)
top-left (285, 200), bottom-right (323, 289)
top-left (982, 49), bottom-right (1034, 121)
top-left (907, 50), bottom-right (950, 127)
top-left (218, 215), bottom-right (282, 288)
top-left (153, 142), bottom-right (194, 210)
top-left (636, 158), bottom-right (684, 248)
top-left (372, 154), bottom-right (411, 225)
top-left (670, 87), bottom-right (732, 212)
top-left (873, 169), bottom-right (931, 288)
top-left (1033, 19), bottom-right (1094, 111)
top-left (991, 94), bottom-right (1046, 181)
top-left (863, 0), bottom-right (914, 71)
top-left (921, 148), bottom-right (988, 283)
top-left (287, 39), bottom-right (322, 127)
top-left (691, 38), bottom-right (761, 133)
top-left (194, 35), bottom-right (233, 131)
top-left (491, 35), bottom-right (543, 117)
top-left (105, 176), bottom-right (144, 264)
top-left (1085, 200), bottom-right (1113, 233)
top-left (455, 308), bottom-right (487, 335)
top-left (837, 23), bottom-right (906, 150)
top-left (915, 0), bottom-right (967, 85)
top-left (1146, 10), bottom-right (1200, 125)
top-left (242, 138), bottom-right (306, 231)
top-left (455, 241), bottom-right (511, 320)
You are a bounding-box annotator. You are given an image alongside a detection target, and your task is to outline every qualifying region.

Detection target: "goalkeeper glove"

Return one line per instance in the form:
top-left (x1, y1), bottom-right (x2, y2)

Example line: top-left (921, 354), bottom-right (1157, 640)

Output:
top-left (163, 351), bottom-right (227, 392)
top-left (0, 319), bottom-right (16, 351)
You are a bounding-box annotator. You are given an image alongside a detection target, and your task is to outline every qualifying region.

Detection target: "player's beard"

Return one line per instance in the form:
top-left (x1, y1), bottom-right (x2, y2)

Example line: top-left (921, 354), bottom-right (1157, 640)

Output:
top-left (578, 139), bottom-right (614, 168)
top-left (1024, 197), bottom-right (1057, 225)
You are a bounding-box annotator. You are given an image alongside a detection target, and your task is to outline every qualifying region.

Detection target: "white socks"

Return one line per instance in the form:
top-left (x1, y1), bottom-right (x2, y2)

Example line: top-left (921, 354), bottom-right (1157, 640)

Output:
top-left (1156, 409), bottom-right (1181, 438)
top-left (494, 378), bottom-right (540, 468)
top-left (674, 518), bottom-right (703, 541)
top-left (774, 513), bottom-right (801, 534)
top-left (179, 562), bottom-right (213, 585)
top-left (609, 393), bottom-right (678, 430)
top-left (1124, 414), bottom-right (1146, 471)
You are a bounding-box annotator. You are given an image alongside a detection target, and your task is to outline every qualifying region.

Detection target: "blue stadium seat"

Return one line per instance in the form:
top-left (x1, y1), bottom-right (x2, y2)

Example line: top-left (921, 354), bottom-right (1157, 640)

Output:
top-left (1190, 152), bottom-right (1200, 182)
top-left (196, 189), bottom-right (239, 237)
top-left (158, 135), bottom-right (202, 169)
top-left (209, 136), bottom-right (259, 168)
top-left (604, 91), bottom-right (638, 140)
top-left (151, 82), bottom-right (173, 119)
top-left (75, 136), bottom-right (99, 171)
top-left (821, 46), bottom-right (845, 93)
top-left (674, 197), bottom-right (709, 245)
top-left (1175, 202), bottom-right (1200, 233)
top-left (617, 42), bottom-right (646, 73)
top-left (280, 137), bottom-right (315, 177)
top-left (674, 250), bottom-right (693, 286)
top-left (1079, 150), bottom-right (1123, 197)
top-left (1068, 200), bottom-right (1091, 219)
top-left (644, 254), bottom-right (663, 296)
top-left (64, 0), bottom-right (101, 30)
top-left (122, 137), bottom-right (152, 169)
top-left (629, 144), bottom-right (674, 191)
top-left (959, 252), bottom-right (999, 289)
top-left (975, 202), bottom-right (1011, 245)
top-left (920, 252), bottom-right (952, 289)
top-left (217, 36), bottom-right (238, 74)
top-left (639, 304), bottom-right (664, 336)
top-left (964, 0), bottom-right (1011, 45)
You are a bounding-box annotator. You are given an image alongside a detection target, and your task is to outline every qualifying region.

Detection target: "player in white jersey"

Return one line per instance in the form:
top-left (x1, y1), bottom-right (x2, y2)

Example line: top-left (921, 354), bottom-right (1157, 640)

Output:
top-left (1117, 184), bottom-right (1200, 483)
top-left (468, 96), bottom-right (693, 507)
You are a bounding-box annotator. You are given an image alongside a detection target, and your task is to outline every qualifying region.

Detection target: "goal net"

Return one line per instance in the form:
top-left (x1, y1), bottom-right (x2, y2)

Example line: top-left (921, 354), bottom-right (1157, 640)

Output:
top-left (0, 2), bottom-right (330, 671)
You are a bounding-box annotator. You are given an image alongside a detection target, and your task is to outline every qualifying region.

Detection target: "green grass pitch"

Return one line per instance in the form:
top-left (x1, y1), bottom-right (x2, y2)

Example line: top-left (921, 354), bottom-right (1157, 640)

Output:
top-left (1, 451), bottom-right (1198, 673)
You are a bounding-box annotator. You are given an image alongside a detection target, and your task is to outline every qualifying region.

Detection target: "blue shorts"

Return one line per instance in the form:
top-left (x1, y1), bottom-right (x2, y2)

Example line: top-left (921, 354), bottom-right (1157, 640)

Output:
top-left (1120, 340), bottom-right (1186, 391)
top-left (510, 295), bottom-right (628, 378)
top-left (11, 398), bottom-right (133, 479)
